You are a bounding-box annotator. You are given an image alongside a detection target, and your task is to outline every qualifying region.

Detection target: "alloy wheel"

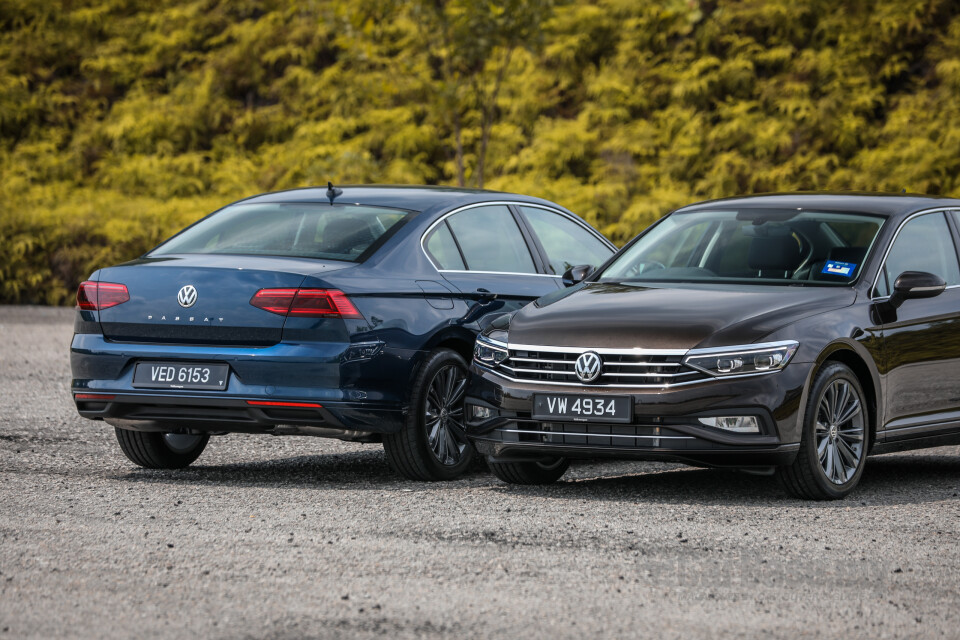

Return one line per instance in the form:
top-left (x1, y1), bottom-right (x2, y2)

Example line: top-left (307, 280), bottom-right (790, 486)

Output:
top-left (814, 379), bottom-right (865, 485)
top-left (424, 364), bottom-right (468, 466)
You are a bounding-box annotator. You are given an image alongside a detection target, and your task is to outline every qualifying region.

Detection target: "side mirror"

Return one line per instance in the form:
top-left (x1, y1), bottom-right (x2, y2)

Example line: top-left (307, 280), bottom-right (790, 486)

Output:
top-left (889, 271), bottom-right (946, 308)
top-left (561, 264), bottom-right (594, 287)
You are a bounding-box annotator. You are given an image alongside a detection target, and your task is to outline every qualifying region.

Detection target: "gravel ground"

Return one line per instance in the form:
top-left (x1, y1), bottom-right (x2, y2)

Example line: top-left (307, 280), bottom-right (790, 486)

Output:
top-left (1, 305), bottom-right (959, 639)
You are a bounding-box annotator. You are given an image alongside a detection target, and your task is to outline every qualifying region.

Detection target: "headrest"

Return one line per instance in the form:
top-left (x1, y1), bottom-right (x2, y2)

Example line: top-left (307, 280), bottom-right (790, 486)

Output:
top-left (827, 246), bottom-right (867, 266)
top-left (320, 217), bottom-right (376, 254)
top-left (747, 234), bottom-right (802, 272)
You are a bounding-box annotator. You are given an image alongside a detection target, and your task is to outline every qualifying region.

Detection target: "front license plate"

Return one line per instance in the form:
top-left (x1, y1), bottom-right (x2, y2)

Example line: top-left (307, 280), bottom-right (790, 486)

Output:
top-left (532, 394), bottom-right (633, 423)
top-left (132, 362), bottom-right (229, 391)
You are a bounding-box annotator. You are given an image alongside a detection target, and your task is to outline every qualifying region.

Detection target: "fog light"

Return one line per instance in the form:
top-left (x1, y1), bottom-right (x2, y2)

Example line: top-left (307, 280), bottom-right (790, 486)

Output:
top-left (698, 416), bottom-right (760, 433)
top-left (470, 404), bottom-right (496, 420)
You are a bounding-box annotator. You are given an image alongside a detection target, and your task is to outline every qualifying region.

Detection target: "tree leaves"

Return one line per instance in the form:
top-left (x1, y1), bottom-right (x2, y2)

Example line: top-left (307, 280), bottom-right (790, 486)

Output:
top-left (2, 0), bottom-right (960, 303)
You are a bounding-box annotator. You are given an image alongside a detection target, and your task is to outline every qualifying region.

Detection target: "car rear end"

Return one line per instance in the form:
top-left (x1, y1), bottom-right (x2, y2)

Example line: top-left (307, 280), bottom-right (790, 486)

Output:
top-left (71, 201), bottom-right (417, 439)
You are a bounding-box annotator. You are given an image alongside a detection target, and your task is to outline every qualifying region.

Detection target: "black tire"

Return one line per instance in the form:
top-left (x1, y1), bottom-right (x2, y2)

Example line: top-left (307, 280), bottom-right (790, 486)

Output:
top-left (383, 348), bottom-right (474, 481)
top-left (488, 457), bottom-right (570, 485)
top-left (114, 428), bottom-right (209, 469)
top-left (776, 362), bottom-right (870, 500)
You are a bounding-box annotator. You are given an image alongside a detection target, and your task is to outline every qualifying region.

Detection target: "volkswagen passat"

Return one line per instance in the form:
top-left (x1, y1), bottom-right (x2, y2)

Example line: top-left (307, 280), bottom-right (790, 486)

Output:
top-left (70, 185), bottom-right (614, 479)
top-left (465, 193), bottom-right (960, 499)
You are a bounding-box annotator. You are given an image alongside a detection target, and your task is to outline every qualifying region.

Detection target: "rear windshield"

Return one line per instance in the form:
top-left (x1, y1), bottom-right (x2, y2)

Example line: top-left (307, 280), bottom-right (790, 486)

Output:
top-left (151, 203), bottom-right (413, 262)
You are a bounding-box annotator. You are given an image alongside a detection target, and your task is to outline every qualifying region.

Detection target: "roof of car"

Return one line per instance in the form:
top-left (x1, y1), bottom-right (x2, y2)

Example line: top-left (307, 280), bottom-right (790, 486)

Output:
top-left (237, 185), bottom-right (570, 214)
top-left (674, 192), bottom-right (960, 217)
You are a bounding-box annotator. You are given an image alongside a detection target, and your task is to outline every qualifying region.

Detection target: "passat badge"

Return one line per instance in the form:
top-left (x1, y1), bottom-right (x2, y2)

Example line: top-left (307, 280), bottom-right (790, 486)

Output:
top-left (574, 351), bottom-right (603, 383)
top-left (177, 285), bottom-right (198, 308)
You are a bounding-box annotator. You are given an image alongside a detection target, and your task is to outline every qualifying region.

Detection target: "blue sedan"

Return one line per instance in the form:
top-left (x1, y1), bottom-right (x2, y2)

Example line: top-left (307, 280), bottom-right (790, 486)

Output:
top-left (71, 185), bottom-right (615, 479)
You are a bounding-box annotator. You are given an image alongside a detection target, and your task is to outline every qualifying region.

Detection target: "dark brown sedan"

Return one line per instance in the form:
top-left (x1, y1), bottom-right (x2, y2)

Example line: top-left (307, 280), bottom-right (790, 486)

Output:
top-left (464, 193), bottom-right (960, 499)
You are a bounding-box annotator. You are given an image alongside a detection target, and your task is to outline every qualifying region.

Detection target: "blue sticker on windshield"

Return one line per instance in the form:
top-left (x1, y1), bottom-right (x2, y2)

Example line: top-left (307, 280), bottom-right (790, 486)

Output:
top-left (822, 260), bottom-right (856, 277)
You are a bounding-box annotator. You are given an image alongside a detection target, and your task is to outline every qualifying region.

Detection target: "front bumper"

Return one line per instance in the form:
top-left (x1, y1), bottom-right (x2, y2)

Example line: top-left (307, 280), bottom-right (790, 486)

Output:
top-left (70, 333), bottom-right (415, 434)
top-left (464, 361), bottom-right (812, 468)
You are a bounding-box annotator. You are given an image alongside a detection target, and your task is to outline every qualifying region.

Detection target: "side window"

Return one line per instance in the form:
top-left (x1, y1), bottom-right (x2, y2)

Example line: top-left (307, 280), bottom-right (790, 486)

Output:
top-left (876, 212), bottom-right (960, 296)
top-left (520, 206), bottom-right (612, 275)
top-left (445, 205), bottom-right (537, 273)
top-left (424, 222), bottom-right (465, 270)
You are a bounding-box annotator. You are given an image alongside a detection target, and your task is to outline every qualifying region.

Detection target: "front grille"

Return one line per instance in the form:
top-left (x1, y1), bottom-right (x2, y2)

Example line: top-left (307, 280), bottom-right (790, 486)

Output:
top-left (493, 422), bottom-right (696, 448)
top-left (498, 347), bottom-right (709, 387)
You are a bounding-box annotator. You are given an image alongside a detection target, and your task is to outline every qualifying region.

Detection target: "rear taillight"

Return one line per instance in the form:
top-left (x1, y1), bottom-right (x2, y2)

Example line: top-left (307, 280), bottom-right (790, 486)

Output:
top-left (77, 281), bottom-right (130, 310)
top-left (249, 288), bottom-right (363, 319)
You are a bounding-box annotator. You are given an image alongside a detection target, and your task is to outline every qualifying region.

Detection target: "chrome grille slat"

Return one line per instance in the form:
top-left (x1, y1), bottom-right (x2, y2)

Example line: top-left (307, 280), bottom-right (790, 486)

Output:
top-left (497, 428), bottom-right (694, 441)
top-left (498, 344), bottom-right (710, 387)
top-left (500, 365), bottom-right (575, 376)
top-left (602, 370), bottom-right (699, 379)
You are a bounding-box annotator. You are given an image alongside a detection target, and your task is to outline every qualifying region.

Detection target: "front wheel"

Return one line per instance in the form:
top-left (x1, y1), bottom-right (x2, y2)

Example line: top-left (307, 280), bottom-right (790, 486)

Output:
top-left (777, 362), bottom-right (869, 500)
top-left (383, 348), bottom-right (474, 481)
top-left (114, 428), bottom-right (209, 469)
top-left (488, 457), bottom-right (570, 485)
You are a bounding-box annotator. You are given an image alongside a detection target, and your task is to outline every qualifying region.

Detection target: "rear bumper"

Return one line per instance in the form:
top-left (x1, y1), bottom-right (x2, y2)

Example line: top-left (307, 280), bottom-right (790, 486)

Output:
top-left (70, 333), bottom-right (415, 434)
top-left (73, 391), bottom-right (403, 435)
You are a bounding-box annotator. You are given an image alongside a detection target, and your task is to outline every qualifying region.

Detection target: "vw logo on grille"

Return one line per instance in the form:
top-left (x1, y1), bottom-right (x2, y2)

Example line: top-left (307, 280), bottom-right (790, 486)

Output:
top-left (574, 351), bottom-right (603, 383)
top-left (177, 285), bottom-right (198, 308)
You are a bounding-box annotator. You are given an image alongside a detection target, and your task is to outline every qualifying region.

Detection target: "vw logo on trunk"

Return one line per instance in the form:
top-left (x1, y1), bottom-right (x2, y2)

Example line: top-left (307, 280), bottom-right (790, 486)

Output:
top-left (177, 285), bottom-right (198, 308)
top-left (574, 351), bottom-right (603, 383)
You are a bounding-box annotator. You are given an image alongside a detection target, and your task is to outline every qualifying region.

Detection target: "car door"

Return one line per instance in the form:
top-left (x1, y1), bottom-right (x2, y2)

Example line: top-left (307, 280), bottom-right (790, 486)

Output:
top-left (516, 204), bottom-right (616, 276)
top-left (423, 203), bottom-right (561, 326)
top-left (874, 210), bottom-right (960, 439)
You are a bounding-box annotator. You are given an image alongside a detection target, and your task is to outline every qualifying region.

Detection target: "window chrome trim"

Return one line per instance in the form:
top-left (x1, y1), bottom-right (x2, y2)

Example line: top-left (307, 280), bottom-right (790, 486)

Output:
top-left (439, 269), bottom-right (561, 278)
top-left (870, 207), bottom-right (960, 301)
top-left (420, 200), bottom-right (615, 274)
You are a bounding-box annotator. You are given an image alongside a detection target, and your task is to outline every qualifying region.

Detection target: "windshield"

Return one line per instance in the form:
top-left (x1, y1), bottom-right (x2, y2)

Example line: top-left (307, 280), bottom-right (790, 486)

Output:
top-left (151, 203), bottom-right (412, 262)
top-left (600, 209), bottom-right (885, 286)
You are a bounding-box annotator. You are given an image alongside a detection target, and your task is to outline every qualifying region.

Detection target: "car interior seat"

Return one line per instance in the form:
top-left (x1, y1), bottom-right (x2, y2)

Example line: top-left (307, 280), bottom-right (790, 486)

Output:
top-left (747, 234), bottom-right (803, 279)
top-left (319, 217), bottom-right (378, 255)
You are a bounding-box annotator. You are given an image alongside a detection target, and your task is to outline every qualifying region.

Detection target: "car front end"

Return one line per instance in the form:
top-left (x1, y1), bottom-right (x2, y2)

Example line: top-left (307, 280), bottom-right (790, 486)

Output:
top-left (465, 325), bottom-right (811, 469)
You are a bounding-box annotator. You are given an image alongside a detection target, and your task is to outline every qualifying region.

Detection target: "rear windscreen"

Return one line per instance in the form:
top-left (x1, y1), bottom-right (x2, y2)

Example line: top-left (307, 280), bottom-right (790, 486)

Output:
top-left (150, 203), bottom-right (413, 261)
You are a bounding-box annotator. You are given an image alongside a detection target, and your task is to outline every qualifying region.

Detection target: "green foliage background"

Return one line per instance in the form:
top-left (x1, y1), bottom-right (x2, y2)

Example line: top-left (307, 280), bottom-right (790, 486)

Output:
top-left (2, 0), bottom-right (960, 304)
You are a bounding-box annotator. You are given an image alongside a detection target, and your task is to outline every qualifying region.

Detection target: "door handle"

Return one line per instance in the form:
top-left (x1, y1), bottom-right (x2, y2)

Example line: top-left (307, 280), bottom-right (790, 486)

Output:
top-left (475, 288), bottom-right (497, 303)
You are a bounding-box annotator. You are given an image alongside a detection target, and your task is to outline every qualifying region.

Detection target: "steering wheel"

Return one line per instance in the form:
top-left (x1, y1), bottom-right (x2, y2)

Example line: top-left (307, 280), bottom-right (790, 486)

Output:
top-left (790, 231), bottom-right (816, 279)
top-left (626, 261), bottom-right (666, 277)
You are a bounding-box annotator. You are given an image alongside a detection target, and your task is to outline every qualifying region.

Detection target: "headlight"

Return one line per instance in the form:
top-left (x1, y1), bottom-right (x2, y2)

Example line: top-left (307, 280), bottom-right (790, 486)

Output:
top-left (683, 341), bottom-right (798, 377)
top-left (474, 336), bottom-right (508, 365)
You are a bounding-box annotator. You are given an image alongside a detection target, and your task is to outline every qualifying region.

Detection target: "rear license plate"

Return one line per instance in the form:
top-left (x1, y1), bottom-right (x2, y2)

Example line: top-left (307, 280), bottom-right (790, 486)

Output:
top-left (532, 394), bottom-right (632, 423)
top-left (132, 362), bottom-right (229, 391)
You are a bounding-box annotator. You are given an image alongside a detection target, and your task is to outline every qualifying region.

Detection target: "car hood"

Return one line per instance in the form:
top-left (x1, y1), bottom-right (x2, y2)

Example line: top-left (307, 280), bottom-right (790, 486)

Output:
top-left (507, 282), bottom-right (857, 351)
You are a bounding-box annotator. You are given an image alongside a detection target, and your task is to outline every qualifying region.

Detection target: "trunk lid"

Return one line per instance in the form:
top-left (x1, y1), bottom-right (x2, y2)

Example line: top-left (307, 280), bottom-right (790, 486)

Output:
top-left (97, 254), bottom-right (352, 345)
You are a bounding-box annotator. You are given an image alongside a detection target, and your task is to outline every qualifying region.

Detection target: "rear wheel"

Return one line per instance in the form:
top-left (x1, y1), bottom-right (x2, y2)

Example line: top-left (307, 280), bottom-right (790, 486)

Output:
top-left (488, 457), bottom-right (570, 485)
top-left (114, 428), bottom-right (209, 469)
top-left (383, 348), bottom-right (474, 481)
top-left (777, 362), bottom-right (869, 500)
